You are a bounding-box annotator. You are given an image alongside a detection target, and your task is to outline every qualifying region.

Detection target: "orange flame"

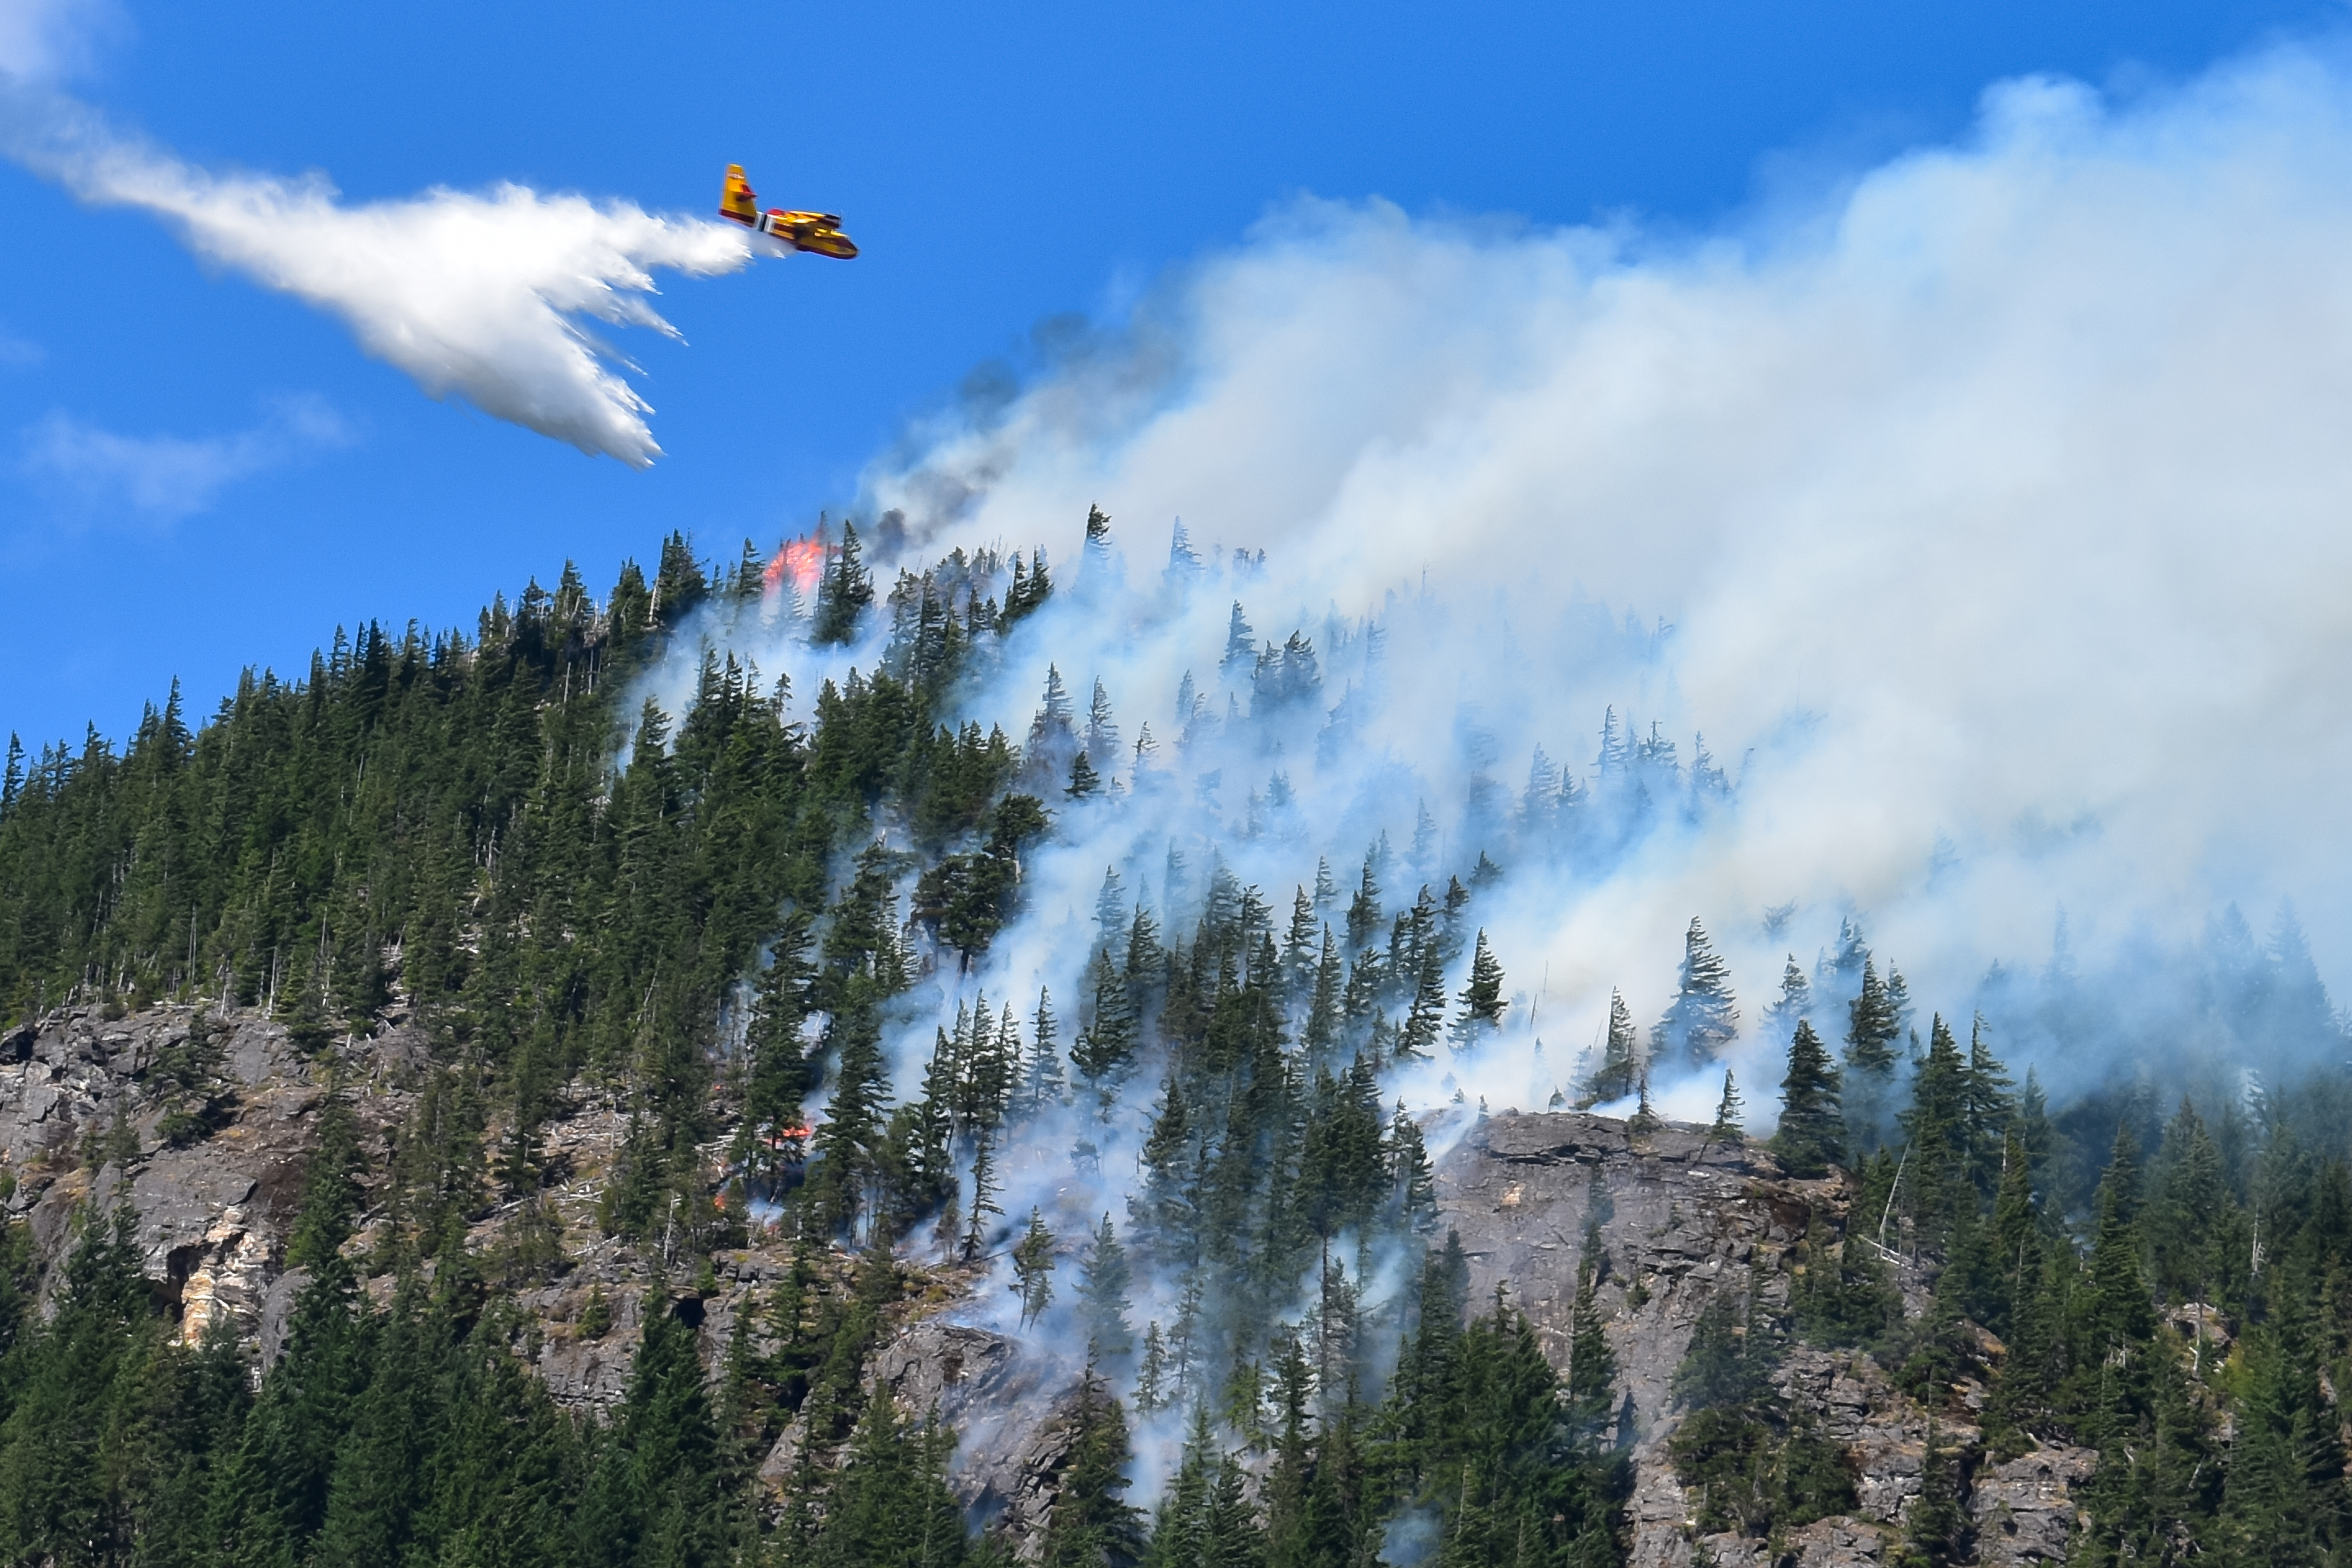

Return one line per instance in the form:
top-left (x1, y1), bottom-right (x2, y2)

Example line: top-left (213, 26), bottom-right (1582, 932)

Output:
top-left (762, 536), bottom-right (828, 601)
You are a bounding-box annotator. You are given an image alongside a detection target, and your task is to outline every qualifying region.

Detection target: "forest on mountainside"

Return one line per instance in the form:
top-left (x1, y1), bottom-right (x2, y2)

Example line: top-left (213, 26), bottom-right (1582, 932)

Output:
top-left (2, 517), bottom-right (2352, 1567)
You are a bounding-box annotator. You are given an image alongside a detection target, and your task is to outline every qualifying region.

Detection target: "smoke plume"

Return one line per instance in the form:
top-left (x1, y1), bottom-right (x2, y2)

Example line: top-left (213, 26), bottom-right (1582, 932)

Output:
top-left (838, 43), bottom-right (2352, 1076)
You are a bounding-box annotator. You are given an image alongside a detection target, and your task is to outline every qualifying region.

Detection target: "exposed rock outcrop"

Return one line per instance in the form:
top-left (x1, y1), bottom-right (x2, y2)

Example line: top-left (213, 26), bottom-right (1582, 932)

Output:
top-left (0, 1007), bottom-right (2087, 1565)
top-left (0, 1005), bottom-right (339, 1339)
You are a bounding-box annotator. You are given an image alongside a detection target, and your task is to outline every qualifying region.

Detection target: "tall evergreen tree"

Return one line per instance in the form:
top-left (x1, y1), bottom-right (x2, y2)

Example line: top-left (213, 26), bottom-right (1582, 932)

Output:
top-left (1078, 1213), bottom-right (1136, 1366)
top-left (1447, 929), bottom-right (1507, 1051)
top-left (1578, 990), bottom-right (1641, 1107)
top-left (1843, 957), bottom-right (1903, 1155)
top-left (812, 522), bottom-right (875, 644)
top-left (1652, 919), bottom-right (1737, 1074)
top-left (1772, 1020), bottom-right (1845, 1178)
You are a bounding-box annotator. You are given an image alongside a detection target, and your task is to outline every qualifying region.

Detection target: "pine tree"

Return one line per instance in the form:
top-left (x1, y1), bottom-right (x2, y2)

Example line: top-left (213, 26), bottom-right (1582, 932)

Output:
top-left (1959, 1014), bottom-right (2014, 1200)
top-left (1021, 987), bottom-right (1068, 1115)
top-left (809, 1006), bottom-right (892, 1238)
top-left (1706, 1070), bottom-right (1744, 1145)
top-left (743, 916), bottom-right (817, 1165)
top-left (1013, 1208), bottom-right (1057, 1328)
top-left (1220, 603), bottom-right (1256, 676)
top-left (1077, 1213), bottom-right (1135, 1365)
top-left (1042, 1365), bottom-right (1146, 1568)
top-left (1843, 957), bottom-right (1903, 1155)
top-left (1579, 989), bottom-right (1641, 1106)
top-left (1072, 947), bottom-right (1139, 1096)
top-left (1629, 1073), bottom-right (1660, 1141)
top-left (1565, 1245), bottom-right (1619, 1447)
top-left (960, 1132), bottom-right (1003, 1262)
top-left (1447, 929), bottom-right (1506, 1051)
top-left (1397, 939), bottom-right (1447, 1060)
top-left (1282, 885), bottom-right (1318, 1006)
top-left (1409, 800), bottom-right (1440, 881)
top-left (1771, 1019), bottom-right (1844, 1178)
top-left (812, 521), bottom-right (874, 644)
top-left (1303, 927), bottom-right (1342, 1061)
top-left (1762, 954), bottom-right (1811, 1042)
top-left (1652, 918), bottom-right (1738, 1074)
top-left (1390, 1100), bottom-right (1437, 1230)
top-left (1134, 1326), bottom-right (1169, 1416)
top-left (1084, 679), bottom-right (1121, 769)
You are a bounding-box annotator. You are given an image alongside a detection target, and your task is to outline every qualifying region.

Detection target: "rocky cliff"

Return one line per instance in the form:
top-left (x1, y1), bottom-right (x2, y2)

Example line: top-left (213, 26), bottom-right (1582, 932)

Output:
top-left (0, 1005), bottom-right (2088, 1565)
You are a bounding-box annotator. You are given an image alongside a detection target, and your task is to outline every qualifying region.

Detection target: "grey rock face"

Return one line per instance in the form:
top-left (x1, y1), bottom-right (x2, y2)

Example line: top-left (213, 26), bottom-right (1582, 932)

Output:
top-left (0, 1006), bottom-right (329, 1341)
top-left (1433, 1111), bottom-right (2059, 1568)
top-left (874, 1322), bottom-right (1081, 1545)
top-left (1436, 1111), bottom-right (1816, 1440)
top-left (0, 1006), bottom-right (2090, 1567)
top-left (1969, 1445), bottom-right (2092, 1566)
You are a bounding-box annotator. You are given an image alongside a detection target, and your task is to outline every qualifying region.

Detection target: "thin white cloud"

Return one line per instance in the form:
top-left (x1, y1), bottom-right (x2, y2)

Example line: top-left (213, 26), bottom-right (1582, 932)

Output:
top-left (22, 395), bottom-right (351, 519)
top-left (0, 78), bottom-right (759, 466)
top-left (0, 0), bottom-right (120, 83)
top-left (0, 323), bottom-right (41, 367)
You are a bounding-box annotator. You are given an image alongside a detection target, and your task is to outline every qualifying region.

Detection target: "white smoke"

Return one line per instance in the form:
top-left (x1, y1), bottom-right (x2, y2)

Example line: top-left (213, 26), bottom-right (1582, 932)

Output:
top-left (827, 41), bottom-right (2352, 1105)
top-left (1, 83), bottom-right (756, 467)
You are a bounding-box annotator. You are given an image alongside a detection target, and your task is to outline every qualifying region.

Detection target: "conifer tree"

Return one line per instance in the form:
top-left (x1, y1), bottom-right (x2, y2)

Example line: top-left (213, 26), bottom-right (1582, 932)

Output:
top-left (812, 521), bottom-right (873, 644)
top-left (1303, 927), bottom-right (1342, 1061)
top-left (1447, 929), bottom-right (1507, 1051)
top-left (1579, 989), bottom-right (1641, 1106)
top-left (743, 916), bottom-right (816, 1160)
top-left (1896, 1014), bottom-right (1970, 1254)
top-left (1771, 1019), bottom-right (1844, 1178)
top-left (1021, 987), bottom-right (1067, 1115)
top-left (1134, 1326), bottom-right (1169, 1416)
top-left (960, 1131), bottom-right (1003, 1262)
top-left (1707, 1069), bottom-right (1744, 1144)
top-left (1629, 1073), bottom-right (1660, 1141)
top-left (1389, 1100), bottom-right (1437, 1230)
top-left (1959, 1014), bottom-right (2014, 1200)
top-left (1652, 918), bottom-right (1738, 1074)
top-left (1843, 957), bottom-right (1903, 1155)
top-left (1013, 1209), bottom-right (1056, 1328)
top-left (1077, 1214), bottom-right (1136, 1366)
top-left (1072, 948), bottom-right (1139, 1097)
top-left (1397, 942), bottom-right (1447, 1060)
top-left (1084, 679), bottom-right (1121, 768)
top-left (1762, 954), bottom-right (1811, 1042)
top-left (1220, 603), bottom-right (1256, 676)
top-left (1282, 886), bottom-right (1318, 1006)
top-left (1042, 1365), bottom-right (1146, 1568)
top-left (1565, 1246), bottom-right (1619, 1447)
top-left (809, 1008), bottom-right (892, 1238)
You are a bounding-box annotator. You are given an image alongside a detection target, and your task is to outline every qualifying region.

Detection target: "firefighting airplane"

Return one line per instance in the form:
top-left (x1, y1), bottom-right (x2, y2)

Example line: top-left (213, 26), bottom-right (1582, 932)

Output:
top-left (719, 165), bottom-right (858, 259)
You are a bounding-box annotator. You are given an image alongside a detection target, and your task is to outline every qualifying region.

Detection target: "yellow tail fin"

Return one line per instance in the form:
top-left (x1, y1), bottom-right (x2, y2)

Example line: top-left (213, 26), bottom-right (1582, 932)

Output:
top-left (720, 164), bottom-right (758, 222)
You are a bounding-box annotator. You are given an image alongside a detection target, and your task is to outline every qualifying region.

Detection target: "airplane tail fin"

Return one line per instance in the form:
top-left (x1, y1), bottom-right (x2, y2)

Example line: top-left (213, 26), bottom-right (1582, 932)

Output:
top-left (720, 164), bottom-right (759, 224)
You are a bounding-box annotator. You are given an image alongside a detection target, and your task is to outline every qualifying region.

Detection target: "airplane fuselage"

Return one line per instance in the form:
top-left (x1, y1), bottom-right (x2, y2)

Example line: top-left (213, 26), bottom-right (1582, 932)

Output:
top-left (718, 163), bottom-right (858, 259)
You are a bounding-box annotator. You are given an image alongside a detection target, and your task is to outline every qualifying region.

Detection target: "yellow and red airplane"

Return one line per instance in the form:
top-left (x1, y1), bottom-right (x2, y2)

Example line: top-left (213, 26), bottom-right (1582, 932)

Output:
top-left (720, 165), bottom-right (858, 260)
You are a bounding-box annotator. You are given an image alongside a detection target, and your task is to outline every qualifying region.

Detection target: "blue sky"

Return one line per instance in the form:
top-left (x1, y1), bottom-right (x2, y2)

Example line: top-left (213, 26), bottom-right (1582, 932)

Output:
top-left (1, 0), bottom-right (2343, 749)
